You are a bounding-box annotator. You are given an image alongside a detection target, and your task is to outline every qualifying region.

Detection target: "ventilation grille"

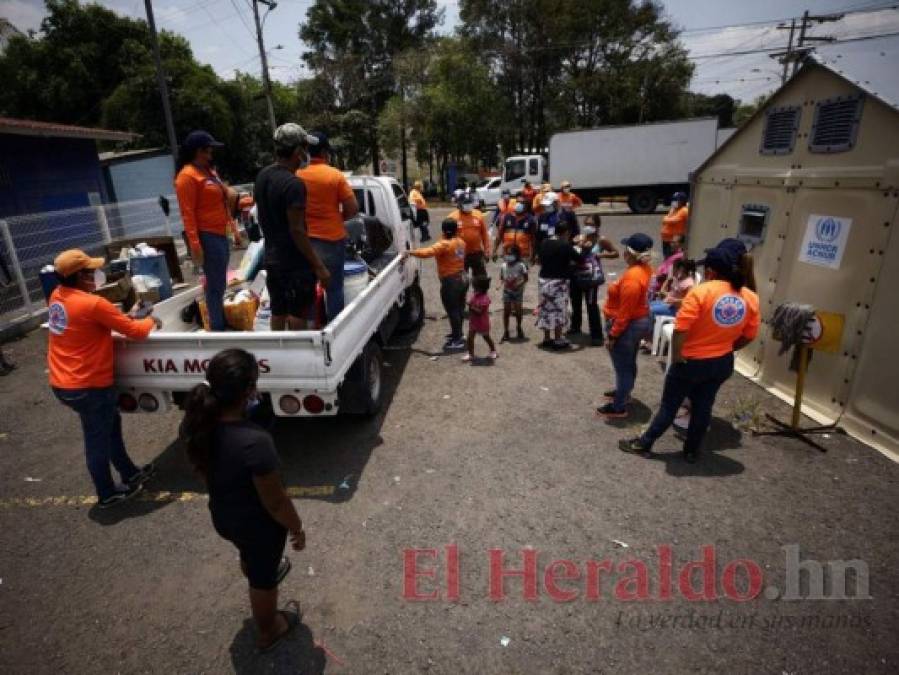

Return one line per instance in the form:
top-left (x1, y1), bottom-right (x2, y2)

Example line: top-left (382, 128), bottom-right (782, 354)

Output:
top-left (760, 106), bottom-right (800, 155)
top-left (810, 95), bottom-right (864, 153)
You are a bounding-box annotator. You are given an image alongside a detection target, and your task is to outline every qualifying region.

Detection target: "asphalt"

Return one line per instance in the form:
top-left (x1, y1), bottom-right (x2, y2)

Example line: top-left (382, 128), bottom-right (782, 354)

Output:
top-left (0, 211), bottom-right (897, 674)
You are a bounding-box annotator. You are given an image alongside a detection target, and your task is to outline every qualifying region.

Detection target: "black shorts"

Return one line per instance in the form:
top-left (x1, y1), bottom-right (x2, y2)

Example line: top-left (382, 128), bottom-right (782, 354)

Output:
top-left (266, 265), bottom-right (316, 318)
top-left (213, 513), bottom-right (287, 590)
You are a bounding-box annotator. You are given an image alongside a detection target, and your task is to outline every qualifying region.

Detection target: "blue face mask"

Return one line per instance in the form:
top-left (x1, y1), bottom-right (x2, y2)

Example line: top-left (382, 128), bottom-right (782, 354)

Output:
top-left (245, 392), bottom-right (261, 416)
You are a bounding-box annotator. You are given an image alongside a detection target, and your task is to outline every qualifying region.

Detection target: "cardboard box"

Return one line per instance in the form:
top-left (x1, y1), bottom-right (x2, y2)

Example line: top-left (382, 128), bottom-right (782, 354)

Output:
top-left (93, 276), bottom-right (132, 304)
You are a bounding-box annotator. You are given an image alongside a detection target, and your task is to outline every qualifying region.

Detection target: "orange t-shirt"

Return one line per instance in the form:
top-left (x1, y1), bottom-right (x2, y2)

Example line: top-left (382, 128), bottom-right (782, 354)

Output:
top-left (675, 280), bottom-right (760, 359)
top-left (409, 188), bottom-right (427, 209)
top-left (602, 262), bottom-right (651, 337)
top-left (498, 216), bottom-right (535, 259)
top-left (448, 209), bottom-right (489, 254)
top-left (297, 158), bottom-right (355, 241)
top-left (410, 237), bottom-right (465, 278)
top-left (520, 187), bottom-right (537, 207)
top-left (661, 205), bottom-right (689, 242)
top-left (47, 287), bottom-right (154, 389)
top-left (559, 191), bottom-right (583, 208)
top-left (496, 197), bottom-right (517, 218)
top-left (175, 164), bottom-right (232, 251)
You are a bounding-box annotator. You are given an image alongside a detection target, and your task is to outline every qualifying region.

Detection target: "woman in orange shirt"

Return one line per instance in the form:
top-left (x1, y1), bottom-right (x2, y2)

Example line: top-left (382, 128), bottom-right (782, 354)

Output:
top-left (48, 249), bottom-right (160, 507)
top-left (408, 180), bottom-right (431, 241)
top-left (175, 130), bottom-right (232, 331)
top-left (598, 233), bottom-right (654, 418)
top-left (621, 243), bottom-right (760, 463)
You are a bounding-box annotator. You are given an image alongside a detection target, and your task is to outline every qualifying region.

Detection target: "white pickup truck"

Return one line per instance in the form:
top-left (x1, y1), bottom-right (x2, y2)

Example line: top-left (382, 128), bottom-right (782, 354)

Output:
top-left (113, 176), bottom-right (424, 418)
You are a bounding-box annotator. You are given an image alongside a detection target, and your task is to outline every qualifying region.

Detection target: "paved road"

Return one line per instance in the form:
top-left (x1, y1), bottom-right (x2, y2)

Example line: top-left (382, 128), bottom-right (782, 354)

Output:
top-left (1, 212), bottom-right (897, 674)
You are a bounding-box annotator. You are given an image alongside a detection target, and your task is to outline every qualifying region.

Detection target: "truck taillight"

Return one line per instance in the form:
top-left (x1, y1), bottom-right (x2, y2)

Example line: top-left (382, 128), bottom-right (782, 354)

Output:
top-left (138, 393), bottom-right (159, 413)
top-left (279, 395), bottom-right (301, 415)
top-left (118, 393), bottom-right (138, 413)
top-left (303, 395), bottom-right (325, 414)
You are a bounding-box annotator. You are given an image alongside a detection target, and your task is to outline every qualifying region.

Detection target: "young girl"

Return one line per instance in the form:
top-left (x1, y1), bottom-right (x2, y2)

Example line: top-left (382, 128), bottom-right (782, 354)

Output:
top-left (463, 275), bottom-right (498, 361)
top-left (500, 245), bottom-right (528, 342)
top-left (650, 258), bottom-right (696, 319)
top-left (181, 348), bottom-right (305, 652)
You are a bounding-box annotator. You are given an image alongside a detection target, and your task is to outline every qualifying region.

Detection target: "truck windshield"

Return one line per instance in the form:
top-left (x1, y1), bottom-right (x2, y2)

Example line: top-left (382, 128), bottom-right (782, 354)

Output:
top-left (354, 189), bottom-right (375, 216)
top-left (505, 160), bottom-right (525, 182)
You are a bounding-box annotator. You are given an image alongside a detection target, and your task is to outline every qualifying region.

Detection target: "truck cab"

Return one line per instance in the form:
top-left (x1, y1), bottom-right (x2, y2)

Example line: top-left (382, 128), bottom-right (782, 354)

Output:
top-left (501, 155), bottom-right (547, 196)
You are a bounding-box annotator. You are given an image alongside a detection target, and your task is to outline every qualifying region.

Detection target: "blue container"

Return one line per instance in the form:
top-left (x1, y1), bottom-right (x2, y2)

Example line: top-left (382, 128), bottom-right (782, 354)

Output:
top-left (130, 253), bottom-right (173, 300)
top-left (40, 268), bottom-right (59, 303)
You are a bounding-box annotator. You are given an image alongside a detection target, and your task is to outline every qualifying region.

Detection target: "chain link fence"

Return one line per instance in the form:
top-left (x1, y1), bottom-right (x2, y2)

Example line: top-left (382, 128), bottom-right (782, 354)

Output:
top-left (0, 195), bottom-right (184, 329)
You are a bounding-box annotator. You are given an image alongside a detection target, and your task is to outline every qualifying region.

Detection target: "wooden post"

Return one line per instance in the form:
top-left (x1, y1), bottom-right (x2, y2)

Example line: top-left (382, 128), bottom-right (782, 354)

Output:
top-left (791, 343), bottom-right (811, 429)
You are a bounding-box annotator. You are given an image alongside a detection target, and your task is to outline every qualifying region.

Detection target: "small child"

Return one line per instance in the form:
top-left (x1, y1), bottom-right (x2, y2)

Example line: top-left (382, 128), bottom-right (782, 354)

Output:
top-left (463, 275), bottom-right (497, 362)
top-left (499, 245), bottom-right (528, 342)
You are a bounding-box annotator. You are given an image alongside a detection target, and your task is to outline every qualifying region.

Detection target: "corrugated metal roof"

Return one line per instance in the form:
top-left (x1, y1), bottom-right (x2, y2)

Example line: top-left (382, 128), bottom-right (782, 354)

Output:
top-left (0, 117), bottom-right (138, 142)
top-left (811, 35), bottom-right (899, 112)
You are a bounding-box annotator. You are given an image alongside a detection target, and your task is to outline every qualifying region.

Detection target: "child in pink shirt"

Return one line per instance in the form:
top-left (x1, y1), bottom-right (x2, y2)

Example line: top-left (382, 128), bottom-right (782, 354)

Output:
top-left (463, 275), bottom-right (497, 362)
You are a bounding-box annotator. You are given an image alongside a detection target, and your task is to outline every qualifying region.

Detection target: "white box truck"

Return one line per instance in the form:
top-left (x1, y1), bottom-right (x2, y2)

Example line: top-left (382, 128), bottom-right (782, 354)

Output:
top-left (500, 118), bottom-right (727, 213)
top-left (112, 176), bottom-right (425, 418)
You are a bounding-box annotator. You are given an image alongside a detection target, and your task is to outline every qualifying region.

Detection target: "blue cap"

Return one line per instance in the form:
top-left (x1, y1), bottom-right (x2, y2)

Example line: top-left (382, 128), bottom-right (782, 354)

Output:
top-left (714, 237), bottom-right (748, 259)
top-left (673, 191), bottom-right (687, 202)
top-left (309, 130), bottom-right (331, 155)
top-left (697, 246), bottom-right (738, 271)
top-left (183, 130), bottom-right (224, 151)
top-left (621, 232), bottom-right (654, 253)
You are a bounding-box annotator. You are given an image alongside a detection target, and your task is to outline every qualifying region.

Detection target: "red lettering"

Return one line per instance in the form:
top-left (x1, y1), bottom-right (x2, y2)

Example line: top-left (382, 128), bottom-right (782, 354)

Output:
top-left (258, 358), bottom-right (271, 374)
top-left (585, 559), bottom-right (613, 600)
top-left (678, 545), bottom-right (718, 601)
top-left (489, 548), bottom-right (538, 601)
top-left (544, 560), bottom-right (580, 602)
top-left (614, 560), bottom-right (650, 601)
top-left (183, 359), bottom-right (204, 374)
top-left (143, 359), bottom-right (157, 373)
top-left (445, 544), bottom-right (460, 601)
top-left (164, 359), bottom-right (177, 373)
top-left (658, 544), bottom-right (673, 601)
top-left (722, 559), bottom-right (763, 602)
top-left (403, 548), bottom-right (439, 601)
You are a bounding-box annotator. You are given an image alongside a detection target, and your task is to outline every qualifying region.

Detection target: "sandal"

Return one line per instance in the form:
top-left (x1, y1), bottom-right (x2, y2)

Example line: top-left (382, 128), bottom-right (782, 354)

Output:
top-left (275, 556), bottom-right (292, 585)
top-left (257, 600), bottom-right (301, 653)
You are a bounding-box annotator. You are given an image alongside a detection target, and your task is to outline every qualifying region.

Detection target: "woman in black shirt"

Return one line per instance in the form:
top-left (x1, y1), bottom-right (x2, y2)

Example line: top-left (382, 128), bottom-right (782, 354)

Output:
top-left (182, 349), bottom-right (306, 652)
top-left (536, 221), bottom-right (580, 349)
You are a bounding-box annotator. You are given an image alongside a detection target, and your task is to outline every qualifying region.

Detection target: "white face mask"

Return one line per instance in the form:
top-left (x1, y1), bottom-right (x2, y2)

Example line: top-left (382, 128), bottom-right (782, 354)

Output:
top-left (562, 187), bottom-right (570, 193)
top-left (93, 268), bottom-right (107, 288)
top-left (504, 255), bottom-right (516, 263)
top-left (462, 204), bottom-right (473, 213)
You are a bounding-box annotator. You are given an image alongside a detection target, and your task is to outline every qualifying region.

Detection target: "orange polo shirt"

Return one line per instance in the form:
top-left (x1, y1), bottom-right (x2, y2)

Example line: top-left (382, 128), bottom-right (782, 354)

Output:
top-left (603, 262), bottom-right (651, 338)
top-left (498, 215), bottom-right (535, 259)
top-left (297, 158), bottom-right (355, 241)
top-left (520, 187), bottom-right (537, 208)
top-left (175, 164), bottom-right (232, 251)
top-left (47, 287), bottom-right (154, 390)
top-left (410, 237), bottom-right (465, 278)
top-left (676, 280), bottom-right (760, 359)
top-left (559, 191), bottom-right (583, 208)
top-left (448, 209), bottom-right (490, 254)
top-left (661, 205), bottom-right (689, 242)
top-left (409, 188), bottom-right (427, 209)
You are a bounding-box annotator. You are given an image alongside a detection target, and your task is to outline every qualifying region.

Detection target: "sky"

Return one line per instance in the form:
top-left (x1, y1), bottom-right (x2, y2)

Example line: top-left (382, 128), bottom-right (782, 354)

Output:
top-left (3, 0), bottom-right (899, 103)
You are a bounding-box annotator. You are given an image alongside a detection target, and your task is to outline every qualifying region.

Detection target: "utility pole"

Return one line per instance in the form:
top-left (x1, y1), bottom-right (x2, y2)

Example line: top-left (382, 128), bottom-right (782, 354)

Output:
top-left (399, 81), bottom-right (408, 190)
top-left (771, 10), bottom-right (843, 81)
top-left (144, 0), bottom-right (178, 165)
top-left (776, 18), bottom-right (796, 85)
top-left (251, 0), bottom-right (277, 133)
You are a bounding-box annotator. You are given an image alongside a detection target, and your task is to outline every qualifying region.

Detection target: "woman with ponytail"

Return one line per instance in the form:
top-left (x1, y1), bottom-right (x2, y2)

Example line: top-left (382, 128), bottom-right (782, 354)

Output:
top-left (182, 348), bottom-right (305, 652)
top-left (620, 243), bottom-right (760, 463)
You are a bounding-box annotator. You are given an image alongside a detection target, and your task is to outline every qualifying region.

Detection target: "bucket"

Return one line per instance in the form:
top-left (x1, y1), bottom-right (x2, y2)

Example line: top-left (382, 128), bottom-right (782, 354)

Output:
top-left (39, 266), bottom-right (59, 303)
top-left (129, 253), bottom-right (173, 300)
top-left (343, 260), bottom-right (369, 305)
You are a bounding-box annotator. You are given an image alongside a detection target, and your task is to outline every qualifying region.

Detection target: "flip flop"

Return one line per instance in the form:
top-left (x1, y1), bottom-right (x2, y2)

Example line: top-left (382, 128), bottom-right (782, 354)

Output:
top-left (257, 601), bottom-right (301, 653)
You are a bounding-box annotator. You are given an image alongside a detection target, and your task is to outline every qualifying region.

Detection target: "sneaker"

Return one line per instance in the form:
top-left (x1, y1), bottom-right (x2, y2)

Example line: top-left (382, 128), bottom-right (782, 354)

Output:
top-left (500, 332), bottom-right (510, 343)
top-left (596, 403), bottom-right (628, 419)
top-left (602, 390), bottom-right (632, 404)
top-left (461, 353), bottom-right (472, 362)
top-left (489, 351), bottom-right (498, 360)
top-left (619, 437), bottom-right (652, 457)
top-left (98, 483), bottom-right (143, 509)
top-left (126, 463), bottom-right (156, 487)
top-left (444, 338), bottom-right (466, 350)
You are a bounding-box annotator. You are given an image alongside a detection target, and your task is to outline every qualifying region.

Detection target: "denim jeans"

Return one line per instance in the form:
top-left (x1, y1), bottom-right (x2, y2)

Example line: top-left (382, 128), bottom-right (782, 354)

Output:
top-left (311, 238), bottom-right (346, 322)
top-left (200, 231), bottom-right (229, 331)
top-left (640, 353), bottom-right (734, 454)
top-left (53, 387), bottom-right (140, 500)
top-left (609, 316), bottom-right (651, 409)
top-left (570, 283), bottom-right (602, 339)
top-left (440, 273), bottom-right (467, 341)
top-left (650, 300), bottom-right (676, 319)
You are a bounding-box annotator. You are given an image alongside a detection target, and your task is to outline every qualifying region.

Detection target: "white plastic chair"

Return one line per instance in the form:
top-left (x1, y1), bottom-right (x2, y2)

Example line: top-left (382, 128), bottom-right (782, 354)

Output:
top-left (660, 322), bottom-right (676, 372)
top-left (651, 315), bottom-right (676, 355)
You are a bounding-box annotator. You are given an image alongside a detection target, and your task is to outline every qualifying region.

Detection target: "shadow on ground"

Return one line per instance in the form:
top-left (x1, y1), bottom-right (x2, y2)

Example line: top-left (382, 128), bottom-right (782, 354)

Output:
top-left (229, 615), bottom-right (326, 675)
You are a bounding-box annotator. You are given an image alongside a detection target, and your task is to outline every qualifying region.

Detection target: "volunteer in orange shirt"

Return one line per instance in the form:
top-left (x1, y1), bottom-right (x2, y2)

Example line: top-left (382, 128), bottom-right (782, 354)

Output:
top-left (660, 191), bottom-right (688, 258)
top-left (492, 200), bottom-right (536, 263)
top-left (621, 244), bottom-right (760, 463)
top-left (449, 193), bottom-right (490, 277)
top-left (408, 180), bottom-right (431, 242)
top-left (558, 180), bottom-right (583, 209)
top-left (403, 219), bottom-right (467, 350)
top-left (175, 130), bottom-right (233, 331)
top-left (598, 233), bottom-right (654, 418)
top-left (48, 249), bottom-right (160, 508)
top-left (297, 131), bottom-right (360, 322)
top-left (491, 188), bottom-right (516, 230)
top-left (519, 181), bottom-right (537, 213)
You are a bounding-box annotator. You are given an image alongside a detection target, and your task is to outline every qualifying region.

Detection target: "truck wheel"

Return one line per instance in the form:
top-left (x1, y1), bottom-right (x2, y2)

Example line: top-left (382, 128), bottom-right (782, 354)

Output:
top-left (628, 190), bottom-right (657, 214)
top-left (338, 341), bottom-right (383, 416)
top-left (397, 282), bottom-right (425, 332)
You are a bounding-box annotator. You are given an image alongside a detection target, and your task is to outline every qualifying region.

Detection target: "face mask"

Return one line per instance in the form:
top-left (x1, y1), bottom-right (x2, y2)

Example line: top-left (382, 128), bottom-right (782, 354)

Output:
top-left (514, 204), bottom-right (526, 214)
top-left (462, 204), bottom-right (473, 213)
top-left (93, 268), bottom-right (107, 288)
top-left (562, 187), bottom-right (570, 193)
top-left (245, 392), bottom-right (261, 416)
top-left (504, 255), bottom-right (516, 263)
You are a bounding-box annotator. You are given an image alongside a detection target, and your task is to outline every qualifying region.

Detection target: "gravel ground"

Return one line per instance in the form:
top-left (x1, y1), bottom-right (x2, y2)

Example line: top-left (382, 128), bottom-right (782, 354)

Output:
top-left (0, 211), bottom-right (897, 674)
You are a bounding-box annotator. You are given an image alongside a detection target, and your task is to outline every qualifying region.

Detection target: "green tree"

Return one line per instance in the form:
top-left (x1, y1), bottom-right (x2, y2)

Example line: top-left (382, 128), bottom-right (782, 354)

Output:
top-left (683, 93), bottom-right (737, 128)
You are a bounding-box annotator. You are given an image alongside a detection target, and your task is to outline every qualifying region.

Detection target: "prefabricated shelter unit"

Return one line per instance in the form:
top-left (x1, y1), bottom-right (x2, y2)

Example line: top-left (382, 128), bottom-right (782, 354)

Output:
top-left (688, 36), bottom-right (899, 460)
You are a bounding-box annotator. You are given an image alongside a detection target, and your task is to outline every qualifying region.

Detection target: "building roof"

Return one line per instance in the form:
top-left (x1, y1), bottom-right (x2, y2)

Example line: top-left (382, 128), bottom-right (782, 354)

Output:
top-left (811, 34), bottom-right (899, 113)
top-left (0, 117), bottom-right (138, 142)
top-left (99, 147), bottom-right (168, 164)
